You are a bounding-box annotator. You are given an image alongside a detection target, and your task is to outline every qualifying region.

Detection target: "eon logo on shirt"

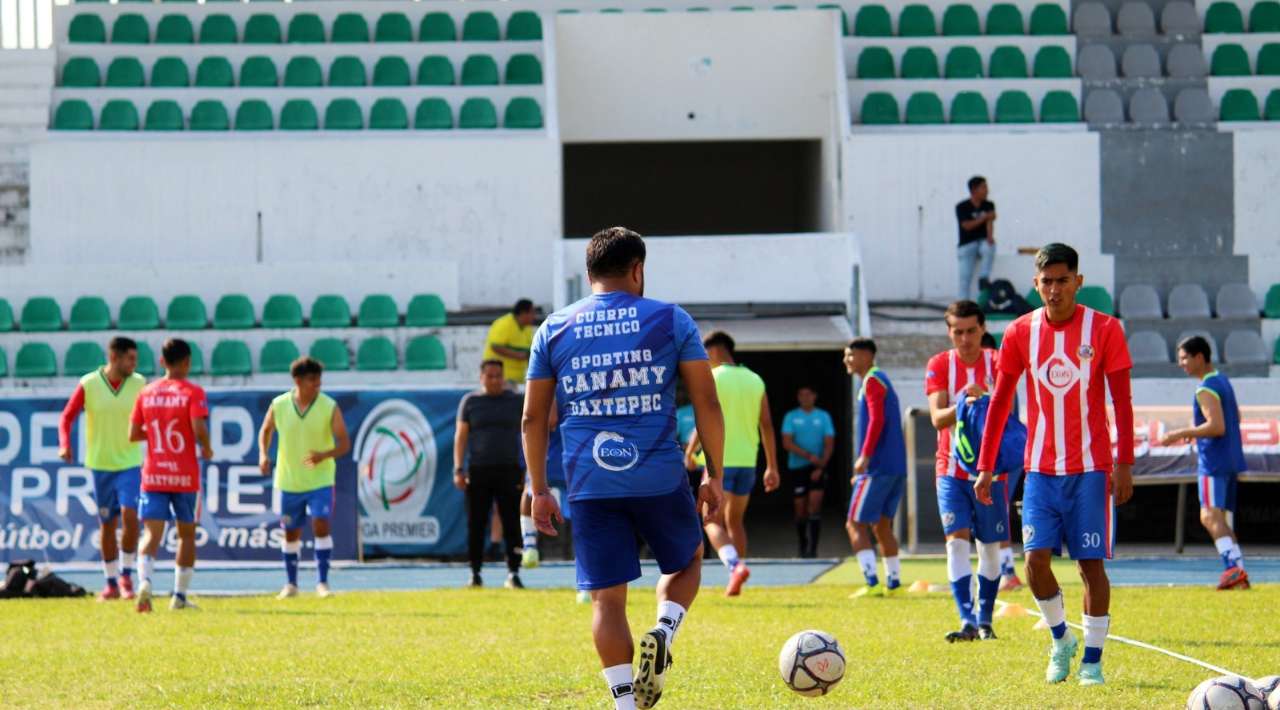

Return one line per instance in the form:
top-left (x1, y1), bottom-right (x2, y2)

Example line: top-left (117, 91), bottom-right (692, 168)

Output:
top-left (1037, 355), bottom-right (1081, 393)
top-left (593, 431), bottom-right (639, 472)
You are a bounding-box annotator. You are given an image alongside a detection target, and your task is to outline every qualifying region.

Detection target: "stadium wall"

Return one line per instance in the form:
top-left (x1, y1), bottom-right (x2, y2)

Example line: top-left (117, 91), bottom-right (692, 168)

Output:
top-left (1232, 131), bottom-right (1280, 301)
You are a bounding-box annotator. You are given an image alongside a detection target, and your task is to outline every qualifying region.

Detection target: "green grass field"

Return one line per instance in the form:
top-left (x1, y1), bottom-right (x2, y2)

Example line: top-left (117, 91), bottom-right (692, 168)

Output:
top-left (1, 559), bottom-right (1274, 709)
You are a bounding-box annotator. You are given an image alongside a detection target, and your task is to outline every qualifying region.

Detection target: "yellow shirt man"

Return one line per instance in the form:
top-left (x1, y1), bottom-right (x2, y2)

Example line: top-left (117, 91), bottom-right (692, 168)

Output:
top-left (483, 300), bottom-right (536, 382)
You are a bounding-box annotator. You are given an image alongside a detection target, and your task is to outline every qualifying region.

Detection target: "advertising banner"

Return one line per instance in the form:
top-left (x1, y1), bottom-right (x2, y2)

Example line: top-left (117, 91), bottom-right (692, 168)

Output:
top-left (1131, 406), bottom-right (1280, 479)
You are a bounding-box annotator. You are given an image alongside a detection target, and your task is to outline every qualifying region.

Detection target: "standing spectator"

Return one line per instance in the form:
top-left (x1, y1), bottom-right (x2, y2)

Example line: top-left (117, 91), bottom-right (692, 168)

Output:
top-left (955, 176), bottom-right (997, 300)
top-left (781, 385), bottom-right (835, 558)
top-left (483, 299), bottom-right (537, 384)
top-left (454, 360), bottom-right (526, 589)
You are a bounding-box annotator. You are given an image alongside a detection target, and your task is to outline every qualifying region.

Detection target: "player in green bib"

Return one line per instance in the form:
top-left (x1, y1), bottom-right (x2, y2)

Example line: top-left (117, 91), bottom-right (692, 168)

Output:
top-left (257, 357), bottom-right (350, 599)
top-left (58, 337), bottom-right (146, 601)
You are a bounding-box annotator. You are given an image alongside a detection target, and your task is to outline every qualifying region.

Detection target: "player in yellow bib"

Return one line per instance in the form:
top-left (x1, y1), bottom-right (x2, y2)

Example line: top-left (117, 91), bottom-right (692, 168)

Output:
top-left (58, 337), bottom-right (146, 601)
top-left (257, 357), bottom-right (350, 599)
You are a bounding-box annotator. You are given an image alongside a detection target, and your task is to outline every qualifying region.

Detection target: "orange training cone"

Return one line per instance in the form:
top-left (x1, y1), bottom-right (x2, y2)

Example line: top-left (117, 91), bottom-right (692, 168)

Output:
top-left (995, 603), bottom-right (1029, 619)
top-left (908, 580), bottom-right (931, 594)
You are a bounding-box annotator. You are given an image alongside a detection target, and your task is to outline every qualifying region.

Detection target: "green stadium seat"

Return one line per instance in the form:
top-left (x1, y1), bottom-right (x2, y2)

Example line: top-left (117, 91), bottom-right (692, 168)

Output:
top-left (905, 92), bottom-right (945, 124)
top-left (1204, 1), bottom-right (1245, 32)
top-left (1221, 88), bottom-right (1261, 120)
top-left (69, 296), bottom-right (111, 330)
top-left (420, 12), bottom-right (457, 42)
top-left (211, 340), bottom-right (252, 376)
top-left (1040, 90), bottom-right (1080, 122)
top-left (508, 10), bottom-right (543, 40)
top-left (288, 14), bottom-right (325, 43)
top-left (151, 56), bottom-right (189, 87)
top-left (69, 14), bottom-right (106, 43)
top-left (1028, 3), bottom-right (1068, 34)
top-left (144, 100), bottom-right (184, 131)
top-left (61, 57), bottom-right (100, 87)
top-left (417, 56), bottom-right (454, 85)
top-left (21, 298), bottom-right (61, 331)
top-left (100, 100), bottom-right (139, 131)
top-left (373, 56), bottom-right (411, 86)
top-left (105, 57), bottom-right (144, 87)
top-left (166, 295), bottom-right (207, 329)
top-left (405, 335), bottom-right (447, 370)
top-left (854, 5), bottom-right (892, 36)
top-left (329, 56), bottom-right (366, 86)
top-left (1257, 43), bottom-right (1280, 74)
top-left (1077, 286), bottom-right (1113, 314)
top-left (901, 47), bottom-right (940, 78)
top-left (356, 337), bottom-right (397, 371)
top-left (504, 97), bottom-right (543, 128)
top-left (944, 46), bottom-right (983, 78)
top-left (235, 100), bottom-right (274, 130)
top-left (259, 338), bottom-right (300, 373)
top-left (65, 341), bottom-right (106, 375)
top-left (406, 294), bottom-right (447, 326)
top-left (1265, 89), bottom-right (1280, 119)
top-left (244, 14), bottom-right (282, 44)
top-left (195, 56), bottom-right (234, 87)
top-left (989, 46), bottom-right (1028, 78)
top-left (1033, 46), bottom-right (1073, 77)
top-left (995, 90), bottom-right (1035, 122)
top-left (284, 56), bottom-right (323, 87)
top-left (262, 295), bottom-right (303, 328)
top-left (986, 3), bottom-right (1024, 34)
top-left (505, 54), bottom-right (542, 84)
top-left (156, 14), bottom-right (194, 43)
top-left (461, 55), bottom-right (499, 85)
top-left (0, 298), bottom-right (10, 332)
top-left (15, 343), bottom-right (57, 378)
top-left (214, 294), bottom-right (255, 329)
top-left (1264, 284), bottom-right (1280, 317)
top-left (370, 98), bottom-right (408, 129)
top-left (1025, 287), bottom-right (1043, 308)
top-left (332, 13), bottom-right (369, 42)
top-left (281, 100), bottom-right (319, 130)
top-left (375, 12), bottom-right (412, 42)
top-left (950, 91), bottom-right (990, 123)
top-left (118, 296), bottom-right (160, 330)
top-left (857, 47), bottom-right (895, 78)
top-left (200, 14), bottom-right (237, 43)
top-left (309, 338), bottom-right (349, 371)
top-left (324, 98), bottom-right (363, 130)
top-left (1211, 44), bottom-right (1251, 75)
top-left (774, 5), bottom-right (798, 10)
top-left (357, 294), bottom-right (398, 327)
top-left (240, 56), bottom-right (277, 86)
top-left (1251, 1), bottom-right (1280, 31)
top-left (462, 11), bottom-right (500, 41)
top-left (310, 295), bottom-right (351, 327)
top-left (942, 4), bottom-right (980, 35)
top-left (187, 342), bottom-right (205, 376)
top-left (112, 14), bottom-right (149, 43)
top-left (899, 5), bottom-right (937, 36)
top-left (414, 98), bottom-right (453, 129)
top-left (0, 346), bottom-right (5, 376)
top-left (54, 100), bottom-right (94, 130)
top-left (860, 92), bottom-right (900, 124)
top-left (134, 341), bottom-right (156, 377)
top-left (459, 98), bottom-right (498, 129)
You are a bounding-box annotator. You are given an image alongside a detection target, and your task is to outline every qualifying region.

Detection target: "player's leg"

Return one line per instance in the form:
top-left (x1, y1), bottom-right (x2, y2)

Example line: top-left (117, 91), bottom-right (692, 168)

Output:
top-left (1200, 474), bottom-right (1247, 589)
top-left (573, 497), bottom-right (643, 710)
top-left (520, 475), bottom-right (540, 569)
top-left (496, 470), bottom-right (525, 588)
top-left (465, 475), bottom-right (495, 586)
top-left (805, 469), bottom-right (826, 559)
top-left (972, 478), bottom-right (1008, 638)
top-left (1021, 473), bottom-right (1076, 682)
top-left (92, 470), bottom-right (122, 600)
top-left (846, 474), bottom-right (883, 596)
top-left (999, 469), bottom-right (1024, 591)
top-left (134, 491), bottom-right (168, 613)
top-left (872, 474), bottom-right (904, 592)
top-left (169, 493), bottom-right (199, 610)
top-left (116, 467), bottom-right (141, 597)
top-left (937, 476), bottom-right (978, 636)
top-left (278, 491), bottom-right (307, 598)
top-left (1068, 471), bottom-right (1113, 685)
top-left (721, 491), bottom-right (752, 596)
top-left (789, 468), bottom-right (809, 557)
top-left (312, 492), bottom-right (334, 597)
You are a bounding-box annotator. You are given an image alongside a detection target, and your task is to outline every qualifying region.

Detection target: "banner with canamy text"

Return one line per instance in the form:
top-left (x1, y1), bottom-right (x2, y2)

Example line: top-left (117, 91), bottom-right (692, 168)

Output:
top-left (1130, 406), bottom-right (1280, 479)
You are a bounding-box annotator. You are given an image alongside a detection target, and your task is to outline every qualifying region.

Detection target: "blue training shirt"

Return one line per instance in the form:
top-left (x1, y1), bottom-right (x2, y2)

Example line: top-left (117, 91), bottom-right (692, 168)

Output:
top-left (781, 407), bottom-right (835, 469)
top-left (1195, 371), bottom-right (1247, 477)
top-left (857, 368), bottom-right (906, 477)
top-left (527, 290), bottom-right (707, 501)
top-left (547, 422), bottom-right (566, 487)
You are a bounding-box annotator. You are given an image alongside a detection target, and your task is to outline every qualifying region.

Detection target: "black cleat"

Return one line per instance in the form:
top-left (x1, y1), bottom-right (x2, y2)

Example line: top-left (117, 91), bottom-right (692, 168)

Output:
top-left (945, 624), bottom-right (980, 643)
top-left (635, 628), bottom-right (673, 709)
top-left (468, 573), bottom-right (482, 588)
top-left (978, 624), bottom-right (998, 640)
top-left (504, 573), bottom-right (524, 590)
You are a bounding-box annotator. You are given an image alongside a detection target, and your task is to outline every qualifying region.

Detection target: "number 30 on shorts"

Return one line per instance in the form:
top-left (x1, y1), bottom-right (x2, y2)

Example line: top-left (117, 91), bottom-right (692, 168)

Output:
top-left (1081, 532), bottom-right (1102, 549)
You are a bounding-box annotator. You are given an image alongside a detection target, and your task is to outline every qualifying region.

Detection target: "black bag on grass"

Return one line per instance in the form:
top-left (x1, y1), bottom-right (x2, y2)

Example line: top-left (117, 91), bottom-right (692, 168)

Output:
top-left (0, 560), bottom-right (87, 599)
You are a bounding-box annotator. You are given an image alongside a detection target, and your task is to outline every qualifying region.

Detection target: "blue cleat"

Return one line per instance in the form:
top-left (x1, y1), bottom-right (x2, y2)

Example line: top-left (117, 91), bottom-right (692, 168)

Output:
top-left (1077, 662), bottom-right (1104, 686)
top-left (1046, 631), bottom-right (1078, 683)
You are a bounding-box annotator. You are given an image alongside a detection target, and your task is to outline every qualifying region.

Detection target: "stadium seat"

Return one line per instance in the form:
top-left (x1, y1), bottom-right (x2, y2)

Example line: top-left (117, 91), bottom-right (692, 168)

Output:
top-left (1173, 87), bottom-right (1214, 123)
top-left (288, 14), bottom-right (325, 43)
top-left (15, 343), bottom-right (57, 378)
top-left (200, 14), bottom-right (237, 43)
top-left (860, 92), bottom-right (900, 123)
top-left (310, 295), bottom-right (351, 327)
top-left (214, 294), bottom-right (255, 329)
top-left (211, 340), bottom-right (253, 376)
top-left (284, 56), bottom-right (323, 87)
top-left (853, 5), bottom-right (892, 36)
top-left (369, 98), bottom-right (409, 129)
top-left (186, 342), bottom-right (205, 376)
top-left (240, 56), bottom-right (278, 86)
top-left (405, 335), bottom-right (447, 370)
top-left (112, 14), bottom-right (149, 43)
top-left (309, 338), bottom-right (350, 371)
top-left (357, 337), bottom-right (398, 371)
top-left (61, 57), bottom-right (100, 87)
top-left (1116, 2), bottom-right (1156, 36)
top-left (857, 47), bottom-right (895, 79)
top-left (461, 55), bottom-right (500, 85)
top-left (1169, 284), bottom-right (1212, 318)
top-left (459, 98), bottom-right (498, 129)
top-left (151, 56), bottom-right (190, 87)
top-left (905, 92), bottom-right (945, 123)
top-left (1160, 1), bottom-right (1200, 35)
top-left (990, 46), bottom-right (1028, 78)
top-left (1119, 284), bottom-right (1162, 318)
top-left (1029, 3), bottom-right (1069, 34)
top-left (418, 56), bottom-right (455, 85)
top-left (1072, 2), bottom-right (1112, 36)
top-left (462, 11), bottom-right (500, 41)
top-left (986, 4), bottom-right (1024, 34)
top-left (1129, 88), bottom-right (1169, 122)
top-left (1128, 331), bottom-right (1170, 364)
top-left (899, 5), bottom-right (937, 36)
top-left (505, 97), bottom-right (543, 128)
top-left (144, 100), bottom-right (184, 131)
top-left (420, 12), bottom-right (457, 42)
top-left (1216, 283), bottom-right (1260, 318)
top-left (166, 295), bottom-right (207, 329)
top-left (105, 57), bottom-right (144, 87)
top-left (195, 56), bottom-right (234, 87)
top-left (406, 294), bottom-right (447, 326)
top-left (508, 10), bottom-right (543, 40)
top-left (373, 56), bottom-right (411, 86)
top-left (1224, 331), bottom-right (1267, 364)
top-left (1166, 43), bottom-right (1208, 78)
top-left (818, 4), bottom-right (850, 35)
top-left (505, 54), bottom-right (543, 85)
top-left (1176, 330), bottom-right (1218, 359)
top-left (1265, 89), bottom-right (1280, 119)
top-left (262, 295), bottom-right (303, 328)
top-left (65, 341), bottom-right (106, 375)
top-left (0, 346), bottom-right (6, 376)
top-left (244, 14), bottom-right (282, 44)
top-left (0, 299), bottom-right (10, 331)
top-left (134, 341), bottom-right (156, 377)
top-left (69, 14), bottom-right (107, 43)
top-left (1121, 44), bottom-right (1161, 78)
top-left (375, 12), bottom-right (412, 42)
top-left (1265, 284), bottom-right (1280, 317)
top-left (1211, 44), bottom-right (1251, 75)
top-left (1041, 91), bottom-right (1080, 122)
top-left (1257, 43), bottom-right (1280, 75)
top-left (1025, 287), bottom-right (1043, 309)
top-left (235, 100), bottom-right (274, 130)
top-left (1204, 1), bottom-right (1245, 32)
top-left (1275, 337), bottom-right (1280, 363)
top-left (414, 98), bottom-right (453, 129)
top-left (281, 100), bottom-right (319, 130)
top-left (1077, 43), bottom-right (1117, 79)
top-left (324, 98), bottom-right (363, 130)
top-left (942, 4), bottom-right (980, 35)
top-left (259, 338), bottom-right (300, 373)
top-left (53, 100), bottom-right (94, 130)
top-left (1220, 88), bottom-right (1260, 120)
top-left (944, 46), bottom-right (983, 78)
top-left (1252, 1), bottom-right (1280, 30)
top-left (99, 100), bottom-right (139, 131)
top-left (1033, 46), bottom-right (1072, 78)
top-left (901, 47), bottom-right (940, 78)
top-left (68, 296), bottom-right (110, 331)
top-left (119, 296), bottom-right (160, 330)
top-left (329, 56), bottom-right (367, 86)
top-left (156, 14), bottom-right (194, 43)
top-left (332, 13), bottom-right (369, 42)
top-left (950, 91), bottom-right (990, 123)
top-left (995, 90), bottom-right (1034, 122)
top-left (357, 294), bottom-right (399, 328)
top-left (1076, 286), bottom-right (1114, 314)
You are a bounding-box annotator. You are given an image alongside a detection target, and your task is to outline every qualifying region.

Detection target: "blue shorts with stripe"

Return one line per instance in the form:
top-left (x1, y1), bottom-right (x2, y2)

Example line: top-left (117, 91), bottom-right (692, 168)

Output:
top-left (91, 467), bottom-right (141, 523)
top-left (139, 490), bottom-right (199, 524)
top-left (847, 473), bottom-right (904, 524)
top-left (1021, 471), bottom-right (1113, 560)
top-left (936, 475), bottom-right (1009, 543)
top-left (1197, 473), bottom-right (1237, 513)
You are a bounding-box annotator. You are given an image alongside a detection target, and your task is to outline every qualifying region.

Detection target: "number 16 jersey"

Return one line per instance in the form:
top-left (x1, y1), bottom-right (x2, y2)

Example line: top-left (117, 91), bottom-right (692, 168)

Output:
top-left (130, 378), bottom-right (209, 492)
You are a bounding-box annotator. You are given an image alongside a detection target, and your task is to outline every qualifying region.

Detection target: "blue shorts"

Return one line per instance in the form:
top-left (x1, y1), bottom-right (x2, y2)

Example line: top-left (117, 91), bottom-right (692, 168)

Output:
top-left (723, 467), bottom-right (756, 496)
top-left (139, 490), bottom-right (199, 524)
top-left (847, 474), bottom-right (904, 525)
top-left (1198, 473), bottom-right (1237, 512)
top-left (936, 475), bottom-right (1010, 543)
top-left (281, 486), bottom-right (334, 531)
top-left (1022, 471), bottom-right (1113, 560)
top-left (569, 484), bottom-right (703, 591)
top-left (92, 467), bottom-right (141, 523)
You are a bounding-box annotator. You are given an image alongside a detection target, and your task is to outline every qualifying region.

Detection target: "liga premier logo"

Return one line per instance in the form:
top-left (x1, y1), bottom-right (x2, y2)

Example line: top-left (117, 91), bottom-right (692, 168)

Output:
top-left (354, 399), bottom-right (437, 515)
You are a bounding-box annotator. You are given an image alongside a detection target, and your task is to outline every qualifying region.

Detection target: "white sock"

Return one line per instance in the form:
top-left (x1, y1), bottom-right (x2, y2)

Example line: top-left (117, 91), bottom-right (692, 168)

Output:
top-left (1033, 592), bottom-right (1069, 642)
top-left (603, 663), bottom-right (636, 710)
top-left (175, 566), bottom-right (193, 595)
top-left (883, 555), bottom-right (901, 582)
top-left (121, 551), bottom-right (136, 570)
top-left (856, 548), bottom-right (877, 583)
top-left (976, 542), bottom-right (1001, 581)
top-left (717, 544), bottom-right (740, 571)
top-left (945, 538), bottom-right (971, 582)
top-left (1082, 613), bottom-right (1110, 653)
top-left (138, 555), bottom-right (153, 583)
top-left (1233, 543), bottom-right (1245, 570)
top-left (103, 559), bottom-right (119, 581)
top-left (656, 600), bottom-right (686, 648)
top-left (999, 547), bottom-right (1015, 577)
top-left (520, 515), bottom-right (538, 549)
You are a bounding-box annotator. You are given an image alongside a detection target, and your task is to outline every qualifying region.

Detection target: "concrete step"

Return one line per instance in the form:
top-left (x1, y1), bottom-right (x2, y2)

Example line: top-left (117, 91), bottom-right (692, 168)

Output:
top-left (0, 65), bottom-right (54, 86)
top-left (0, 88), bottom-right (52, 105)
top-left (0, 106), bottom-right (47, 126)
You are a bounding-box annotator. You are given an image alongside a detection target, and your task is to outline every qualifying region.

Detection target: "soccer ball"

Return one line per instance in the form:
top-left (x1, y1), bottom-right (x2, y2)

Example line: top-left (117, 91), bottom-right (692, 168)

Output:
top-left (778, 630), bottom-right (845, 697)
top-left (1253, 676), bottom-right (1280, 710)
top-left (1187, 676), bottom-right (1268, 710)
